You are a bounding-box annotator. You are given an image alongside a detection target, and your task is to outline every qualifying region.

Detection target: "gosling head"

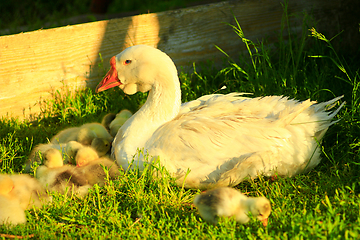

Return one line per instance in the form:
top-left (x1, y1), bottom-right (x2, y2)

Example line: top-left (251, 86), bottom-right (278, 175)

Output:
top-left (75, 147), bottom-right (99, 167)
top-left (43, 148), bottom-right (63, 168)
top-left (249, 197), bottom-right (271, 226)
top-left (91, 137), bottom-right (111, 157)
top-left (64, 141), bottom-right (84, 164)
top-left (109, 109), bottom-right (133, 136)
top-left (101, 113), bottom-right (116, 130)
top-left (0, 175), bottom-right (14, 195)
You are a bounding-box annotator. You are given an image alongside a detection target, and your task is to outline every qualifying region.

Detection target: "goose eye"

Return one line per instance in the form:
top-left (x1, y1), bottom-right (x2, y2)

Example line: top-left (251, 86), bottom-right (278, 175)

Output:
top-left (124, 60), bottom-right (132, 65)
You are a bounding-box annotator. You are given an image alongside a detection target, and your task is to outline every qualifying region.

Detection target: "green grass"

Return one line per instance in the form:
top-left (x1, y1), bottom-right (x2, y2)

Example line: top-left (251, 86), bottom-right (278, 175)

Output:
top-left (1, 6), bottom-right (360, 239)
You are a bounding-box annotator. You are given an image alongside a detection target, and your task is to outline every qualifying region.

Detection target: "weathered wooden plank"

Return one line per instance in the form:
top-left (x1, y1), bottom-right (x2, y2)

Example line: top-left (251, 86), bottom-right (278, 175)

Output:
top-left (0, 0), bottom-right (354, 120)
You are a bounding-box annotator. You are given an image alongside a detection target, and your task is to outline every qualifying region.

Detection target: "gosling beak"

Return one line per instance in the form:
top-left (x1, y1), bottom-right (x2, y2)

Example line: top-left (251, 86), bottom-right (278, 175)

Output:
top-left (261, 218), bottom-right (268, 227)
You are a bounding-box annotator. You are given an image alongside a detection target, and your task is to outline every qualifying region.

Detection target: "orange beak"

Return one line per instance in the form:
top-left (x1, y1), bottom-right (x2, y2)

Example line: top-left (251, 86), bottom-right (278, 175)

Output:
top-left (262, 218), bottom-right (268, 227)
top-left (95, 56), bottom-right (122, 93)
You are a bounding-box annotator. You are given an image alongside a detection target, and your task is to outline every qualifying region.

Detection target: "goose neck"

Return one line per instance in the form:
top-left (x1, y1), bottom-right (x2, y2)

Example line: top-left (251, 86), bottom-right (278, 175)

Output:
top-left (139, 71), bottom-right (181, 123)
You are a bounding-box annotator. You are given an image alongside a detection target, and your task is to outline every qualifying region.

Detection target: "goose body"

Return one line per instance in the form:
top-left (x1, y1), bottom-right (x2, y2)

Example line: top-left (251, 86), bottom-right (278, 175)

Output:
top-left (0, 175), bottom-right (26, 225)
top-left (96, 45), bottom-right (344, 189)
top-left (27, 142), bottom-right (77, 171)
top-left (102, 113), bottom-right (117, 131)
top-left (63, 141), bottom-right (86, 164)
top-left (26, 138), bottom-right (110, 172)
top-left (36, 149), bottom-right (91, 197)
top-left (193, 187), bottom-right (271, 226)
top-left (108, 109), bottom-right (133, 137)
top-left (51, 122), bottom-right (113, 146)
top-left (101, 110), bottom-right (133, 137)
top-left (90, 137), bottom-right (112, 157)
top-left (75, 147), bottom-right (121, 186)
top-left (0, 195), bottom-right (26, 225)
top-left (7, 174), bottom-right (51, 210)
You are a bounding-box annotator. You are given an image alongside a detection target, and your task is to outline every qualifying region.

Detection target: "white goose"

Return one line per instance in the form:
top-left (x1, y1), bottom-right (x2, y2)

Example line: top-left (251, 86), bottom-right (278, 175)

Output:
top-left (96, 45), bottom-right (344, 189)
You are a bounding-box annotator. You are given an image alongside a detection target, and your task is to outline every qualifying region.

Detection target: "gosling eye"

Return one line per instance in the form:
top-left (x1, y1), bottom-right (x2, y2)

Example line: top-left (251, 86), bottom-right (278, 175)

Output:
top-left (124, 60), bottom-right (132, 65)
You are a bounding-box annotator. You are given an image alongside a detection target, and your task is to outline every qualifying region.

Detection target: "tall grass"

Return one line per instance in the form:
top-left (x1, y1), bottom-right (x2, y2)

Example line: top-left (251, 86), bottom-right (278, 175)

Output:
top-left (1, 9), bottom-right (360, 239)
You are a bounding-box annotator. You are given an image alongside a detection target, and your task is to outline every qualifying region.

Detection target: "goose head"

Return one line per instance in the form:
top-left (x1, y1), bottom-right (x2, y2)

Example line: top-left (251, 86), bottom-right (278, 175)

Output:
top-left (95, 45), bottom-right (179, 95)
top-left (248, 197), bottom-right (271, 226)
